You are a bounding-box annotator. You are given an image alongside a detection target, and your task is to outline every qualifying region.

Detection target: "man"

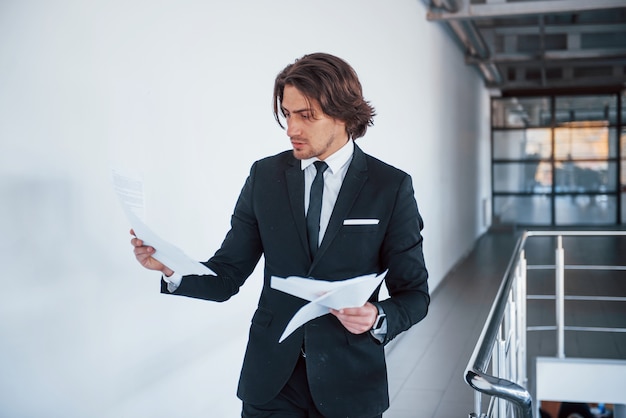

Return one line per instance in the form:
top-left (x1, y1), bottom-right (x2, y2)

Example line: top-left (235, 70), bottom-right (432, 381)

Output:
top-left (131, 52), bottom-right (429, 418)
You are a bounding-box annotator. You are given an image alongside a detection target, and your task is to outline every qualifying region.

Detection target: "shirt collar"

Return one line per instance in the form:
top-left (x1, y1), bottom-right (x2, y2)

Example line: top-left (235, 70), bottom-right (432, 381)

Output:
top-left (300, 139), bottom-right (354, 174)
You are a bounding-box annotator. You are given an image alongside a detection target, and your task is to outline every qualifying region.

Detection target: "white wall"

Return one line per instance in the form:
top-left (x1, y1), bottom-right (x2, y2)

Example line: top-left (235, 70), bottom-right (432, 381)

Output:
top-left (0, 0), bottom-right (490, 416)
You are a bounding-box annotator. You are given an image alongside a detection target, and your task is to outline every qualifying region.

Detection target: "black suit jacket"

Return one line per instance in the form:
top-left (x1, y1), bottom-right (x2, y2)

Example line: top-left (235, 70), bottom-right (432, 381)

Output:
top-left (162, 143), bottom-right (429, 417)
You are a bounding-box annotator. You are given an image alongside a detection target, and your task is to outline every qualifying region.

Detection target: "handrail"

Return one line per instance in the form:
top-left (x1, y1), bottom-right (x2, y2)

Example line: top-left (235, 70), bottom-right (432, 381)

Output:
top-left (465, 229), bottom-right (626, 418)
top-left (465, 230), bottom-right (533, 418)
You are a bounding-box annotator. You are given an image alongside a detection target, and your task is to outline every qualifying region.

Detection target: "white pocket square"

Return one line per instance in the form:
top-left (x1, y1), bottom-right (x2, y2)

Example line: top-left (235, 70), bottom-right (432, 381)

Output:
top-left (343, 219), bottom-right (379, 225)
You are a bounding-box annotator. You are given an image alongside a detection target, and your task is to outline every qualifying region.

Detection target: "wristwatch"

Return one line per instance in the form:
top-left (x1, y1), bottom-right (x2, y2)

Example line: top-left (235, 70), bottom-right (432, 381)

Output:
top-left (371, 303), bottom-right (386, 331)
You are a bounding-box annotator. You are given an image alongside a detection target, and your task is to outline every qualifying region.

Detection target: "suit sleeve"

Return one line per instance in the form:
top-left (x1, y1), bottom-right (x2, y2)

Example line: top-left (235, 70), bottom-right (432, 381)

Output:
top-left (377, 174), bottom-right (429, 344)
top-left (161, 163), bottom-right (263, 302)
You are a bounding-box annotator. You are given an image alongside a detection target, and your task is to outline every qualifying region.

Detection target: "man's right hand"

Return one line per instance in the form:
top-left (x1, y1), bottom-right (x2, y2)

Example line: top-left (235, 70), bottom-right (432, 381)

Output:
top-left (130, 229), bottom-right (174, 277)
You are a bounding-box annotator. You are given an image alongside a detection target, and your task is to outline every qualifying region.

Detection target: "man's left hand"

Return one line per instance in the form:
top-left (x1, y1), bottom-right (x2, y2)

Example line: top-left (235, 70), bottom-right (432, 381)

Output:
top-left (330, 302), bottom-right (378, 334)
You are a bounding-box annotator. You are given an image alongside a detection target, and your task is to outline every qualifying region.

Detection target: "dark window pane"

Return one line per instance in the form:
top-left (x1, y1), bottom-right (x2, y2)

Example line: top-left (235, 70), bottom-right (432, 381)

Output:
top-left (493, 129), bottom-right (552, 160)
top-left (554, 161), bottom-right (617, 193)
top-left (555, 195), bottom-right (617, 225)
top-left (494, 196), bottom-right (551, 225)
top-left (492, 97), bottom-right (551, 128)
top-left (494, 162), bottom-right (551, 193)
top-left (554, 126), bottom-right (612, 160)
top-left (555, 95), bottom-right (617, 125)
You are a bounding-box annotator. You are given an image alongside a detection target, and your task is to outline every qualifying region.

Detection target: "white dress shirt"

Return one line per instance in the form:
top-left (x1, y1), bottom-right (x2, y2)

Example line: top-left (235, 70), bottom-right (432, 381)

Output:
top-left (301, 139), bottom-right (354, 246)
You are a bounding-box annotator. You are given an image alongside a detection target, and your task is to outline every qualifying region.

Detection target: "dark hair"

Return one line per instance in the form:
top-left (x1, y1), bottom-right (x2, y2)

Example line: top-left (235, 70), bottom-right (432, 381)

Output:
top-left (273, 53), bottom-right (376, 139)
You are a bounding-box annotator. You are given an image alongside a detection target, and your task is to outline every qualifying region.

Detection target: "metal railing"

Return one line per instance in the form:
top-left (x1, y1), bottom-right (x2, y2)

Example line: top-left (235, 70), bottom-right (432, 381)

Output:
top-left (464, 230), bottom-right (626, 418)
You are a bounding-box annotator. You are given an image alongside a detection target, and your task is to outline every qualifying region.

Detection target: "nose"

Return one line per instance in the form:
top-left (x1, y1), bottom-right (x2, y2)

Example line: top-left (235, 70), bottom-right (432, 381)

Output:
top-left (286, 117), bottom-right (301, 138)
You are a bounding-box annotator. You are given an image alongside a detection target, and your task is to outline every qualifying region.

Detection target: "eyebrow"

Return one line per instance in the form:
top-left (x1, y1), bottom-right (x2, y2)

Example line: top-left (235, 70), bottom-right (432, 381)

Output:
top-left (281, 106), bottom-right (312, 114)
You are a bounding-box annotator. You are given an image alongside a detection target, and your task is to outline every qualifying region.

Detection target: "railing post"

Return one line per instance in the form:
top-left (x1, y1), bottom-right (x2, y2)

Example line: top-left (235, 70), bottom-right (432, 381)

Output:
top-left (509, 288), bottom-right (518, 384)
top-left (555, 235), bottom-right (565, 359)
top-left (497, 339), bottom-right (507, 418)
top-left (491, 341), bottom-right (499, 417)
top-left (518, 250), bottom-right (527, 388)
top-left (492, 327), bottom-right (508, 418)
top-left (473, 391), bottom-right (482, 418)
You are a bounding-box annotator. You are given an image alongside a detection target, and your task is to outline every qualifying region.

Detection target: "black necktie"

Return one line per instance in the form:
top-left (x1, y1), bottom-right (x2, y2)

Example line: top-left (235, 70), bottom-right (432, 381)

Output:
top-left (307, 161), bottom-right (328, 259)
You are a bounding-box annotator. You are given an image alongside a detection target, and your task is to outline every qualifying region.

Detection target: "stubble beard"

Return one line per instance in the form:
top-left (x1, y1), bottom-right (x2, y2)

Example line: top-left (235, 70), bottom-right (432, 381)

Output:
top-left (291, 132), bottom-right (338, 161)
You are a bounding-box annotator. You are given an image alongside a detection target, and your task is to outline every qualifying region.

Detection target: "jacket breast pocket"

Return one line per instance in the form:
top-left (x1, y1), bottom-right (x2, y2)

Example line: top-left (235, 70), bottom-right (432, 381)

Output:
top-left (341, 224), bottom-right (379, 234)
top-left (342, 218), bottom-right (380, 234)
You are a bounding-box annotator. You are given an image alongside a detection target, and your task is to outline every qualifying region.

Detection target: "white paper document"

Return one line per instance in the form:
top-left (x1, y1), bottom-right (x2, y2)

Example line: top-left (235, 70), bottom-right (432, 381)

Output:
top-left (111, 168), bottom-right (214, 276)
top-left (271, 271), bottom-right (387, 343)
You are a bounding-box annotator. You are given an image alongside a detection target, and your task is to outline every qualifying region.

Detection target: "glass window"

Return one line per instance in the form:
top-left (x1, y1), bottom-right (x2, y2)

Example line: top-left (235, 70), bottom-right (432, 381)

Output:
top-left (493, 128), bottom-right (552, 160)
top-left (491, 93), bottom-right (622, 226)
top-left (554, 126), bottom-right (612, 160)
top-left (494, 162), bottom-right (552, 193)
top-left (494, 196), bottom-right (551, 225)
top-left (555, 195), bottom-right (617, 225)
top-left (555, 95), bottom-right (617, 125)
top-left (492, 97), bottom-right (551, 128)
top-left (554, 161), bottom-right (617, 193)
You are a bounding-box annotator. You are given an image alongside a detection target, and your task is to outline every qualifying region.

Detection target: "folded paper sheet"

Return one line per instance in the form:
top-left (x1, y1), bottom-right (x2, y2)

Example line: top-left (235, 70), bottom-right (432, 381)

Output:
top-left (271, 271), bottom-right (387, 343)
top-left (111, 168), bottom-right (213, 276)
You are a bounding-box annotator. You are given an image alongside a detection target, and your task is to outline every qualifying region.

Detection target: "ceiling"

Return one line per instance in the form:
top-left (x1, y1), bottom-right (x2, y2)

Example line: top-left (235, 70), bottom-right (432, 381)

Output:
top-left (425, 0), bottom-right (626, 94)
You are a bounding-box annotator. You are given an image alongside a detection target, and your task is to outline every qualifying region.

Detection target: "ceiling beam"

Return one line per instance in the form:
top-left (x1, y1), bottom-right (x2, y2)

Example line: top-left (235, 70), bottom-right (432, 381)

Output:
top-left (490, 58), bottom-right (626, 69)
top-left (484, 23), bottom-right (626, 36)
top-left (488, 75), bottom-right (626, 90)
top-left (428, 0), bottom-right (626, 21)
top-left (467, 48), bottom-right (626, 64)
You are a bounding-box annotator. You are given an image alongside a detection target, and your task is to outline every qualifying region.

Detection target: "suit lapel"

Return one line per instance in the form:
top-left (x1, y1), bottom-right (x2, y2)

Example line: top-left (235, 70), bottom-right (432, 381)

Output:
top-left (311, 145), bottom-right (368, 269)
top-left (285, 157), bottom-right (310, 257)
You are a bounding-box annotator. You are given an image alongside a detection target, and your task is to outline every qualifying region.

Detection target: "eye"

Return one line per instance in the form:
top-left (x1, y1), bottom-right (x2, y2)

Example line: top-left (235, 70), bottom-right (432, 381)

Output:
top-left (300, 113), bottom-right (311, 120)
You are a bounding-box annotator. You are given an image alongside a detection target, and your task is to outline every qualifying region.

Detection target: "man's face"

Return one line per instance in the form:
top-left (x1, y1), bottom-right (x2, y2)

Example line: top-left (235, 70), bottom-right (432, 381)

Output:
top-left (281, 85), bottom-right (348, 160)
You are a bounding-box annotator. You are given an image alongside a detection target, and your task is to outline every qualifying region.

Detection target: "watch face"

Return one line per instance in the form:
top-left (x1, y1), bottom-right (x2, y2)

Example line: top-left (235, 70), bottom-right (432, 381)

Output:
top-left (374, 314), bottom-right (385, 330)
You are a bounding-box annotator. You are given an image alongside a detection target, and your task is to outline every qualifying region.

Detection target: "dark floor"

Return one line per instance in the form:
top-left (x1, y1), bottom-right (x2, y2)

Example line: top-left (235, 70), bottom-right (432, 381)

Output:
top-left (383, 229), bottom-right (626, 418)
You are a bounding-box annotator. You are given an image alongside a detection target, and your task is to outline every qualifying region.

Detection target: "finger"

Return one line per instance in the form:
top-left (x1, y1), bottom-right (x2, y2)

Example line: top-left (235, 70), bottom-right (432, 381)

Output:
top-left (330, 310), bottom-right (365, 326)
top-left (332, 307), bottom-right (367, 318)
top-left (135, 251), bottom-right (156, 265)
top-left (343, 316), bottom-right (370, 327)
top-left (135, 253), bottom-right (150, 264)
top-left (337, 307), bottom-right (363, 316)
top-left (134, 246), bottom-right (154, 257)
top-left (131, 236), bottom-right (150, 248)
